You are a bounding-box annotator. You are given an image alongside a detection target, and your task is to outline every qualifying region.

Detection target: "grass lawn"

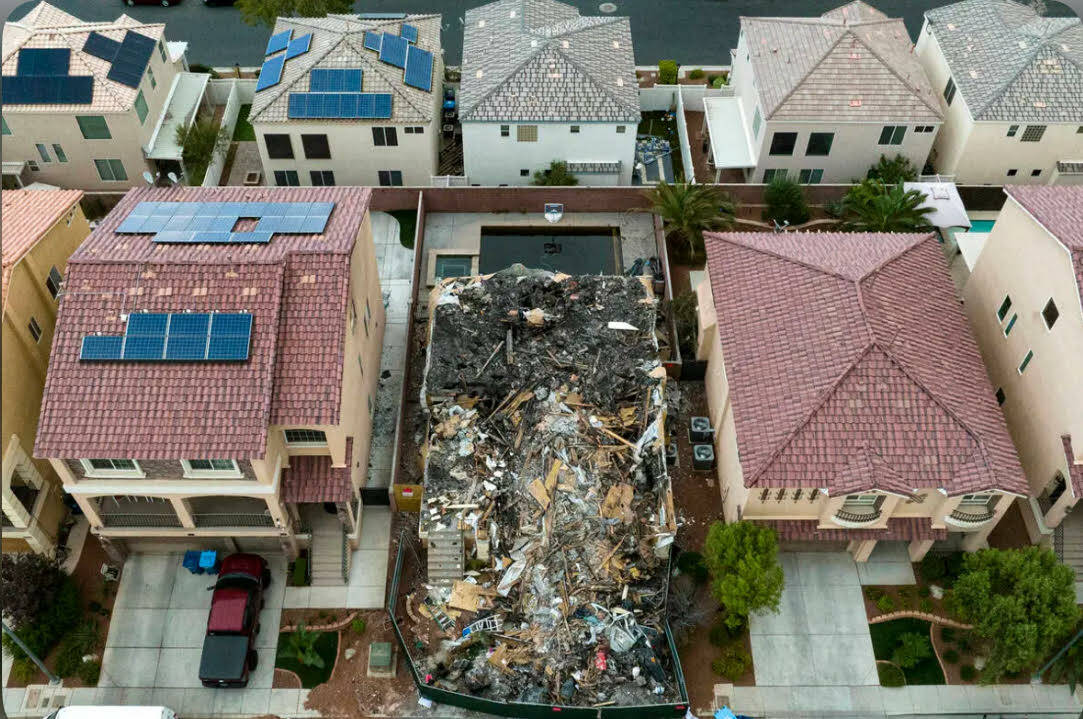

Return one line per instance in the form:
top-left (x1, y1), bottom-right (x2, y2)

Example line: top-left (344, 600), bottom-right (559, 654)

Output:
top-left (275, 631), bottom-right (338, 688)
top-left (390, 209), bottom-right (417, 249)
top-left (233, 104), bottom-right (255, 141)
top-left (869, 618), bottom-right (945, 686)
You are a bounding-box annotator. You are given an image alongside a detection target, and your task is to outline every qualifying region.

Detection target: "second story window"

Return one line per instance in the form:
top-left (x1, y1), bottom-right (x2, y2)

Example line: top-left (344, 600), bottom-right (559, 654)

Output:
top-left (76, 115), bottom-right (110, 140)
top-left (806, 132), bottom-right (833, 156)
top-left (768, 132), bottom-right (797, 156)
top-left (752, 107), bottom-right (762, 138)
top-left (1042, 299), bottom-right (1059, 329)
top-left (500, 125), bottom-right (510, 137)
top-left (182, 459), bottom-right (242, 478)
top-left (301, 134), bottom-right (331, 159)
top-left (996, 295), bottom-right (1012, 322)
top-left (28, 317), bottom-right (42, 342)
top-left (147, 66), bottom-right (156, 90)
top-left (1006, 125), bottom-right (1018, 137)
top-left (1018, 349), bottom-right (1034, 374)
top-left (135, 91), bottom-right (149, 125)
top-left (942, 77), bottom-right (956, 105)
top-left (1021, 125), bottom-right (1046, 142)
top-left (570, 125), bottom-right (580, 134)
top-left (284, 429), bottom-right (327, 446)
top-left (878, 125), bottom-right (906, 145)
top-left (1, 116), bottom-right (10, 135)
top-left (158, 40), bottom-right (167, 63)
top-left (372, 127), bottom-right (398, 146)
top-left (46, 266), bottom-right (63, 299)
top-left (81, 459), bottom-right (143, 477)
top-left (264, 133), bottom-right (293, 159)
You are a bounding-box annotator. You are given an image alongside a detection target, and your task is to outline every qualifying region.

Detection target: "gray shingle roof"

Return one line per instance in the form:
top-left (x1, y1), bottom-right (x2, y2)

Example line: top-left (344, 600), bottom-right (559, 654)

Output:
top-left (460, 0), bottom-right (639, 123)
top-left (742, 0), bottom-right (943, 123)
top-left (925, 0), bottom-right (1083, 122)
top-left (249, 13), bottom-right (441, 124)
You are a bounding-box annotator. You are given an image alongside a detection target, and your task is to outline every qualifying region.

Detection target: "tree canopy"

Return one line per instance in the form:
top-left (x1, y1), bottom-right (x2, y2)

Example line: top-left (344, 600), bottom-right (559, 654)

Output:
top-left (645, 181), bottom-right (735, 264)
top-left (865, 154), bottom-right (919, 185)
top-left (0, 553), bottom-right (66, 628)
top-left (703, 521), bottom-right (784, 628)
top-left (175, 118), bottom-right (230, 186)
top-left (951, 547), bottom-right (1079, 681)
top-left (532, 161), bottom-right (579, 186)
top-left (762, 175), bottom-right (810, 226)
top-left (839, 179), bottom-right (934, 232)
top-left (236, 0), bottom-right (353, 28)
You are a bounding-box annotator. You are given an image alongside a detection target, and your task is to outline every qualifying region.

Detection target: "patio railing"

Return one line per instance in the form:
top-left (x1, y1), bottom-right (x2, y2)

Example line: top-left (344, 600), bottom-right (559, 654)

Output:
top-left (833, 507), bottom-right (882, 525)
top-left (101, 512), bottom-right (182, 528)
top-left (947, 507), bottom-right (996, 524)
top-left (192, 512), bottom-right (275, 528)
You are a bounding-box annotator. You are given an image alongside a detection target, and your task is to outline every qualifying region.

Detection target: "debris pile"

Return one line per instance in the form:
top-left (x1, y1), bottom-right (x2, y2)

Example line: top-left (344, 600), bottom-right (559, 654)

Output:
top-left (407, 266), bottom-right (679, 708)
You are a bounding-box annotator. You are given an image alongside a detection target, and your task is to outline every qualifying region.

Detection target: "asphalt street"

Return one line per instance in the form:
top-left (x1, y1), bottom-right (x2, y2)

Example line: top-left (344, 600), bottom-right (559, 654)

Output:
top-left (9, 0), bottom-right (1076, 67)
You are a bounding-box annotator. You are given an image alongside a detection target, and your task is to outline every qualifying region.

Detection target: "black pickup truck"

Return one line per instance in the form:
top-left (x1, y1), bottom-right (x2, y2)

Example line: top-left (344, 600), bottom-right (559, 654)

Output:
top-left (198, 553), bottom-right (269, 688)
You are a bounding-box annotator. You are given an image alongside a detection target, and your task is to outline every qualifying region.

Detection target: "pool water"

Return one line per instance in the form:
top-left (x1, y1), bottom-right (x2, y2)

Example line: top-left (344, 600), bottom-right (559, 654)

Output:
top-left (968, 220), bottom-right (996, 233)
top-left (479, 227), bottom-right (621, 275)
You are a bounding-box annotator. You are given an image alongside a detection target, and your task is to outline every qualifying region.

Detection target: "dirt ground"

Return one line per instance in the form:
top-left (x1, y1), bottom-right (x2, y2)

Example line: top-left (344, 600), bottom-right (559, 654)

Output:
top-left (7, 533), bottom-right (118, 689)
top-left (668, 381), bottom-right (722, 552)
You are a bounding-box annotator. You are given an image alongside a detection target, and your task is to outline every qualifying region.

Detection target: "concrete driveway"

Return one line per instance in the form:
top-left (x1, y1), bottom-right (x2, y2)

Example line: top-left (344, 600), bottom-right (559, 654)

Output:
top-left (750, 552), bottom-right (878, 688)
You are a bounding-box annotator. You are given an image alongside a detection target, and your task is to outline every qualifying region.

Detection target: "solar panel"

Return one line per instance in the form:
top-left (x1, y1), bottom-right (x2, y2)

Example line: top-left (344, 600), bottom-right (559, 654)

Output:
top-left (285, 33), bottom-right (311, 60)
top-left (80, 312), bottom-right (252, 362)
top-left (362, 32), bottom-right (383, 52)
top-left (401, 24), bottom-right (419, 43)
top-left (83, 32), bottom-right (121, 63)
top-left (266, 29), bottom-right (291, 55)
top-left (80, 336), bottom-right (123, 361)
top-left (287, 92), bottom-right (392, 119)
top-left (310, 68), bottom-right (363, 93)
top-left (379, 33), bottom-right (408, 68)
top-left (404, 45), bottom-right (434, 92)
top-left (16, 48), bottom-right (70, 76)
top-left (116, 201), bottom-right (335, 244)
top-left (256, 54), bottom-right (286, 92)
top-left (106, 31), bottom-right (155, 88)
top-left (1, 76), bottom-right (94, 105)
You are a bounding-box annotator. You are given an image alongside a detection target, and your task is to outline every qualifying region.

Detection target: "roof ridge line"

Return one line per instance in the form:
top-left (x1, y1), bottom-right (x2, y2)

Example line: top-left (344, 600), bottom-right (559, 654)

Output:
top-left (340, 34), bottom-right (430, 119)
top-left (249, 29), bottom-right (342, 121)
top-left (844, 25), bottom-right (944, 119)
top-left (552, 44), bottom-right (638, 114)
top-left (706, 233), bottom-right (864, 283)
top-left (763, 26), bottom-right (848, 119)
top-left (746, 342), bottom-right (877, 486)
top-left (57, 29), bottom-right (131, 108)
top-left (459, 43), bottom-right (545, 118)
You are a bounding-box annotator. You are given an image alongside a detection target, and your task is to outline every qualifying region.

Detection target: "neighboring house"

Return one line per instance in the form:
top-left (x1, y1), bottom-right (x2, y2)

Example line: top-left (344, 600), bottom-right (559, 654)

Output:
top-left (914, 0), bottom-right (1083, 185)
top-left (1, 2), bottom-right (204, 191)
top-left (705, 0), bottom-right (942, 184)
top-left (960, 186), bottom-right (1083, 534)
top-left (695, 231), bottom-right (1027, 563)
top-left (459, 0), bottom-right (640, 186)
top-left (250, 13), bottom-right (443, 188)
top-left (2, 189), bottom-right (89, 556)
top-left (34, 186), bottom-right (385, 575)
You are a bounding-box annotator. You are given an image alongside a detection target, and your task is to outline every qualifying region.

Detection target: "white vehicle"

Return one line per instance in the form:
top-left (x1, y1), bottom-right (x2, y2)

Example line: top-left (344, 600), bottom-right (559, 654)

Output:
top-left (44, 708), bottom-right (177, 719)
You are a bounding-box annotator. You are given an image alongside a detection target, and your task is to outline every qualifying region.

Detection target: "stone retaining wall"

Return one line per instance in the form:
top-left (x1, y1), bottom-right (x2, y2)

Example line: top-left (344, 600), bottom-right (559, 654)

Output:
top-left (279, 610), bottom-right (360, 634)
top-left (870, 610), bottom-right (972, 629)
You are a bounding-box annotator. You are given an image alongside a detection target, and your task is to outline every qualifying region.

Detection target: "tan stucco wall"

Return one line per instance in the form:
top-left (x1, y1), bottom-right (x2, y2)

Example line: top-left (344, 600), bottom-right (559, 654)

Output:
top-left (962, 197), bottom-right (1083, 521)
top-left (2, 198), bottom-right (89, 553)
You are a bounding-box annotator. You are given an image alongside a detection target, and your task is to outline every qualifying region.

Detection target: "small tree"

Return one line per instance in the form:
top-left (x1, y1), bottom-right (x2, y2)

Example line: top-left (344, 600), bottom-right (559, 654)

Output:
top-left (0, 553), bottom-right (66, 628)
top-left (644, 181), bottom-right (736, 263)
top-left (532, 161), bottom-right (579, 186)
top-left (839, 179), bottom-right (934, 232)
top-left (236, 0), bottom-right (353, 27)
top-left (658, 60), bottom-right (678, 85)
top-left (175, 119), bottom-right (230, 186)
top-left (866, 154), bottom-right (919, 185)
top-left (286, 622), bottom-right (326, 668)
top-left (666, 575), bottom-right (713, 645)
top-left (892, 632), bottom-right (932, 668)
top-left (762, 175), bottom-right (810, 226)
top-left (952, 547), bottom-right (1079, 682)
top-left (703, 521), bottom-right (784, 629)
top-left (666, 291), bottom-right (699, 360)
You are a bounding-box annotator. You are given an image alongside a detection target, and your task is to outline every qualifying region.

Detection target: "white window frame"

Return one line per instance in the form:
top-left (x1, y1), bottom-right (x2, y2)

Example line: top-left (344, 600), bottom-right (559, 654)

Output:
top-left (843, 493), bottom-right (879, 506)
top-left (283, 429), bottom-right (328, 447)
top-left (181, 459), bottom-right (243, 479)
top-left (80, 459), bottom-right (145, 478)
top-left (959, 493), bottom-right (993, 506)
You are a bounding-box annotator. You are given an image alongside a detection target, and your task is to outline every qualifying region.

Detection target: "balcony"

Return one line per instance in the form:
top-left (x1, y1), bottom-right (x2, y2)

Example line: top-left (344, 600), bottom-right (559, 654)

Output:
top-left (99, 498), bottom-right (181, 528)
top-left (189, 496), bottom-right (275, 529)
top-left (944, 507), bottom-right (997, 528)
top-left (832, 507), bottom-right (883, 528)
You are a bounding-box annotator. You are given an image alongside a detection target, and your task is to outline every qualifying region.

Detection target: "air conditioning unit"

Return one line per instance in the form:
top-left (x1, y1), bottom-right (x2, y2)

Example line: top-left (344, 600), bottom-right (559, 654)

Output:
top-left (692, 444), bottom-right (715, 471)
top-left (689, 416), bottom-right (714, 443)
top-left (665, 441), bottom-right (678, 467)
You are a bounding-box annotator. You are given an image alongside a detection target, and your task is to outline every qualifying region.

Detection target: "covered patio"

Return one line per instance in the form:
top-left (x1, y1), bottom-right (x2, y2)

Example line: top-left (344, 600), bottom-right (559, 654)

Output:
top-left (700, 94), bottom-right (757, 183)
top-left (144, 71), bottom-right (211, 184)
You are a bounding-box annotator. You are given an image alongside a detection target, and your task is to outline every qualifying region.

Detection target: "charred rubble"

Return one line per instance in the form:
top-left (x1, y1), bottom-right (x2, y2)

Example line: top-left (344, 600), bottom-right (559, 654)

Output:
top-left (406, 266), bottom-right (680, 708)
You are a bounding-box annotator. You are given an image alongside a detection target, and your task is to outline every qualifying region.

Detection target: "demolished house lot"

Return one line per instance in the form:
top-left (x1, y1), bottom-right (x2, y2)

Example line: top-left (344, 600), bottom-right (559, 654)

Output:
top-left (394, 266), bottom-right (683, 712)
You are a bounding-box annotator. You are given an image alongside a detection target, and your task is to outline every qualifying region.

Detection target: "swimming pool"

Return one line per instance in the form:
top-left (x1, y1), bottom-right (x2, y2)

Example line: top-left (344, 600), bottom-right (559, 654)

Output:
top-left (479, 227), bottom-right (621, 275)
top-left (968, 220), bottom-right (996, 233)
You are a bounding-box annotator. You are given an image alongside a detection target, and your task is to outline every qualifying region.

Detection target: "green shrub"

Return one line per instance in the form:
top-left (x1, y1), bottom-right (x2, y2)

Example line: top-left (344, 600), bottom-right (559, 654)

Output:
top-left (917, 585), bottom-right (931, 598)
top-left (878, 662), bottom-right (906, 687)
top-left (351, 617), bottom-right (366, 635)
top-left (955, 631), bottom-right (975, 653)
top-left (919, 555), bottom-right (946, 583)
top-left (711, 643), bottom-right (751, 680)
top-left (960, 664), bottom-right (977, 681)
top-left (762, 175), bottom-right (811, 225)
top-left (943, 649), bottom-right (960, 664)
top-left (658, 60), bottom-right (678, 85)
top-left (688, 68), bottom-right (705, 80)
top-left (77, 660), bottom-right (101, 686)
top-left (893, 632), bottom-right (933, 669)
top-left (940, 627), bottom-right (956, 643)
top-left (291, 557), bottom-right (308, 586)
top-left (898, 586), bottom-right (917, 607)
top-left (876, 595), bottom-right (896, 614)
top-left (708, 620), bottom-right (730, 647)
top-left (944, 552), bottom-right (965, 582)
top-left (1, 578), bottom-right (82, 662)
top-left (711, 76), bottom-right (726, 89)
top-left (9, 658), bottom-right (38, 684)
top-left (864, 587), bottom-right (885, 601)
top-left (919, 598), bottom-right (933, 613)
top-left (55, 620), bottom-right (101, 678)
top-left (676, 550), bottom-right (709, 585)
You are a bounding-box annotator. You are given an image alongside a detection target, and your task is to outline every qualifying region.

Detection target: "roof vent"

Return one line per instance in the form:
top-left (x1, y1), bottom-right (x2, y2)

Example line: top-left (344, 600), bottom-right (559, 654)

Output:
top-left (616, 77), bottom-right (624, 86)
top-left (478, 19), bottom-right (485, 28)
top-left (969, 70), bottom-right (978, 78)
top-left (509, 10), bottom-right (516, 18)
top-left (531, 39), bottom-right (538, 47)
top-left (613, 41), bottom-right (620, 48)
top-left (562, 40), bottom-right (569, 48)
top-left (1034, 100), bottom-right (1047, 108)
top-left (946, 23), bottom-right (956, 30)
top-left (850, 98), bottom-right (862, 107)
top-left (1018, 40), bottom-right (1027, 49)
top-left (850, 52), bottom-right (859, 59)
top-left (476, 69), bottom-right (483, 78)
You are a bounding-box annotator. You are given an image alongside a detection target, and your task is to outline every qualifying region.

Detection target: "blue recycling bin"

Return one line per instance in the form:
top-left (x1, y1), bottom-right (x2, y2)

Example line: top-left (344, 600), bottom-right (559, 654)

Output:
top-left (198, 550), bottom-right (219, 574)
top-left (182, 550), bottom-right (203, 575)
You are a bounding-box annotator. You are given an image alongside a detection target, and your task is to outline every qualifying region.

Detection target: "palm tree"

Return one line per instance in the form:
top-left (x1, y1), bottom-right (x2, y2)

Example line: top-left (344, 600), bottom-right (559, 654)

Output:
top-left (644, 181), bottom-right (736, 264)
top-left (840, 179), bottom-right (934, 232)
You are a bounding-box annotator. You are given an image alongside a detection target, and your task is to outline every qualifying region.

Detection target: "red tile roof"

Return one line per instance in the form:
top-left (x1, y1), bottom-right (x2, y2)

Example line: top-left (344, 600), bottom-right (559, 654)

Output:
top-left (704, 231), bottom-right (1026, 497)
top-left (281, 438), bottom-right (353, 503)
top-left (761, 517), bottom-right (947, 542)
top-left (1003, 186), bottom-right (1083, 295)
top-left (1064, 436), bottom-right (1083, 499)
top-left (35, 186), bottom-right (372, 460)
top-left (2, 189), bottom-right (83, 309)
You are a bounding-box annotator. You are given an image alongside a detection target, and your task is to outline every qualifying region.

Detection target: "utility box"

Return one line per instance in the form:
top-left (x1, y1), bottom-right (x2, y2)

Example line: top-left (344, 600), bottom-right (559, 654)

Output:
top-left (665, 441), bottom-right (678, 467)
top-left (689, 416), bottom-right (714, 443)
top-left (367, 641), bottom-right (397, 678)
top-left (692, 444), bottom-right (716, 471)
